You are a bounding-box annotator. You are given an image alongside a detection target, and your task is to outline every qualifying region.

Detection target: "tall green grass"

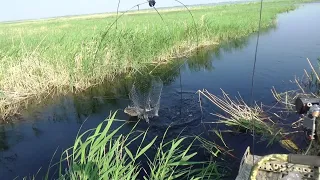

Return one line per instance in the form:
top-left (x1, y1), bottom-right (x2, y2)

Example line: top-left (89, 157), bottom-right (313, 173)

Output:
top-left (0, 0), bottom-right (308, 120)
top-left (24, 112), bottom-right (223, 180)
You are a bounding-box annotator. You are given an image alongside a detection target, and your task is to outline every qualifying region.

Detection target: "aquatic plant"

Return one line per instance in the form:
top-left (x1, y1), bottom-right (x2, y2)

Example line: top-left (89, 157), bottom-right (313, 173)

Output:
top-left (272, 58), bottom-right (320, 111)
top-left (0, 0), bottom-right (303, 121)
top-left (23, 112), bottom-right (223, 180)
top-left (198, 89), bottom-right (283, 141)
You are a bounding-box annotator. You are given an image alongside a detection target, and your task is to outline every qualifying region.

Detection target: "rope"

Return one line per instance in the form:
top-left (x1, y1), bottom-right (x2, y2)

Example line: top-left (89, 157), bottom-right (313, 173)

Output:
top-left (116, 0), bottom-right (121, 30)
top-left (174, 0), bottom-right (199, 51)
top-left (304, 139), bottom-right (313, 155)
top-left (148, 0), bottom-right (199, 83)
top-left (250, 0), bottom-right (264, 166)
top-left (91, 1), bottom-right (148, 76)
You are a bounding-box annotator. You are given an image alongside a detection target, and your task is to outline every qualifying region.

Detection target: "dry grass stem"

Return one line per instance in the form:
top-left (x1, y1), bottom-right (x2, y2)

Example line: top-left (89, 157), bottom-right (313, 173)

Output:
top-left (198, 89), bottom-right (277, 137)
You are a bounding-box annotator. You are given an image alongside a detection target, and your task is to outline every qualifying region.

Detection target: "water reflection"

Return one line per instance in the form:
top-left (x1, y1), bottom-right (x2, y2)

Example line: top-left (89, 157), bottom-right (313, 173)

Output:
top-left (0, 126), bottom-right (8, 151)
top-left (0, 27), bottom-right (256, 151)
top-left (68, 35), bottom-right (252, 120)
top-left (0, 12), bottom-right (287, 179)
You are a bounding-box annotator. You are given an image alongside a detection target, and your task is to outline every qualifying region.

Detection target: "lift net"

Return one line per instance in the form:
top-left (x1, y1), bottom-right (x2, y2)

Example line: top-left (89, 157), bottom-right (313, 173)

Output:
top-left (127, 76), bottom-right (163, 122)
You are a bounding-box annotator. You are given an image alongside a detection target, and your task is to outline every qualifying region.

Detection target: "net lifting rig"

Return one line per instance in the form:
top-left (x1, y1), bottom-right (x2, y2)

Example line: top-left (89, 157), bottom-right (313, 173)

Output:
top-left (127, 0), bottom-right (320, 179)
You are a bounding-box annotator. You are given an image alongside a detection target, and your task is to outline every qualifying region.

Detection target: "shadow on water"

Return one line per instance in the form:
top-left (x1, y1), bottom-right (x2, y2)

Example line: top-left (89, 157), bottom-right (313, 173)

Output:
top-left (0, 127), bottom-right (8, 151)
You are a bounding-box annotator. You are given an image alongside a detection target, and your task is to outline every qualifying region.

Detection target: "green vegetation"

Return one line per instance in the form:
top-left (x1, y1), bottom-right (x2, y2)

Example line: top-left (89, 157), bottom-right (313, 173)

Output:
top-left (198, 89), bottom-right (285, 142)
top-left (198, 89), bottom-right (303, 152)
top-left (273, 57), bottom-right (320, 111)
top-left (271, 57), bottom-right (320, 154)
top-left (0, 0), bottom-right (309, 120)
top-left (24, 112), bottom-right (223, 180)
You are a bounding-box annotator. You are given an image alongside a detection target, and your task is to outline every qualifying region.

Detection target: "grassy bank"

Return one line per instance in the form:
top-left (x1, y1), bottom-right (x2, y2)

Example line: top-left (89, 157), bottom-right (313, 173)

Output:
top-left (0, 0), bottom-right (309, 120)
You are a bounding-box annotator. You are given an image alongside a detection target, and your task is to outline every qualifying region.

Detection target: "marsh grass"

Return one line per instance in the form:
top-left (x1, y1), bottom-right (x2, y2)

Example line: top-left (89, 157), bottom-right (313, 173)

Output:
top-left (0, 1), bottom-right (304, 121)
top-left (272, 58), bottom-right (320, 112)
top-left (23, 112), bottom-right (223, 180)
top-left (198, 89), bottom-right (304, 151)
top-left (198, 89), bottom-right (285, 142)
top-left (271, 88), bottom-right (298, 111)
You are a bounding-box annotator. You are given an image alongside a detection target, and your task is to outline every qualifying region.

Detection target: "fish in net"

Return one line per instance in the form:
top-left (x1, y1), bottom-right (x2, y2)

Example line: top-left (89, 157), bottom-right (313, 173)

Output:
top-left (124, 76), bottom-right (163, 123)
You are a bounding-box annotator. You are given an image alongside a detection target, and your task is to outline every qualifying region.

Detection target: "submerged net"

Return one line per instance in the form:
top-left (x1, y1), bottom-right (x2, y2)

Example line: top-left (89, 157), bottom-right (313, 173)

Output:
top-left (125, 76), bottom-right (163, 122)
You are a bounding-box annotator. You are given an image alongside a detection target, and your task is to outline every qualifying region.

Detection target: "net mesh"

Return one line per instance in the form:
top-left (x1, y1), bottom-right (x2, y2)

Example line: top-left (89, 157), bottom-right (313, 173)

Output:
top-left (126, 76), bottom-right (163, 122)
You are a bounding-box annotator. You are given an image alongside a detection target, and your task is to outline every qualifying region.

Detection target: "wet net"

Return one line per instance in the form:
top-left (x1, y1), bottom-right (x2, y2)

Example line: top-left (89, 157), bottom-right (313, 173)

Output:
top-left (125, 76), bottom-right (163, 122)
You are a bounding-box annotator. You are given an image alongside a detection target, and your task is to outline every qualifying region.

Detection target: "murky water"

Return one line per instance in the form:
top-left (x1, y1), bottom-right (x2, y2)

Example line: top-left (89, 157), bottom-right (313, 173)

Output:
top-left (1, 3), bottom-right (320, 179)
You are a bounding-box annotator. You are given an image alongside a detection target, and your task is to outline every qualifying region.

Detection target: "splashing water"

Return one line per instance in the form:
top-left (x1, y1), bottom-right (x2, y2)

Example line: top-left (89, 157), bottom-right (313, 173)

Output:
top-left (124, 76), bottom-right (163, 123)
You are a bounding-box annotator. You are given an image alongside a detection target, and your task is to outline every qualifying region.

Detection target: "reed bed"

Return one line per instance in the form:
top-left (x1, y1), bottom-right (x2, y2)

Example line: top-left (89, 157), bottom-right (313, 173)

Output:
top-left (198, 89), bottom-right (283, 140)
top-left (0, 0), bottom-right (305, 121)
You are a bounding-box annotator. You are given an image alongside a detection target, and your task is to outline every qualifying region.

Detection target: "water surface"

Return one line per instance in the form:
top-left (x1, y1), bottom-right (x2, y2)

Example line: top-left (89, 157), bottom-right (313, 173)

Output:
top-left (1, 3), bottom-right (320, 179)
